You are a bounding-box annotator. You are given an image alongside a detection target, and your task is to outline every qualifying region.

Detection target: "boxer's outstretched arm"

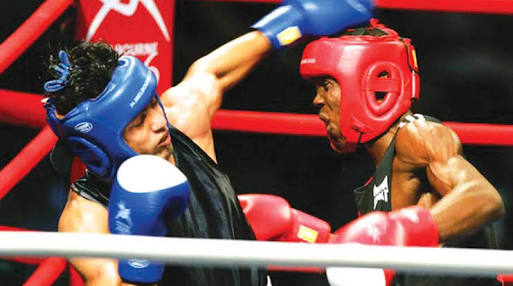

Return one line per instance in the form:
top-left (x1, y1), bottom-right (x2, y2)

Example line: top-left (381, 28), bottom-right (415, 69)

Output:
top-left (179, 0), bottom-right (374, 118)
top-left (160, 31), bottom-right (270, 161)
top-left (163, 0), bottom-right (373, 159)
top-left (58, 191), bottom-right (141, 286)
top-left (396, 119), bottom-right (505, 242)
top-left (184, 31), bottom-right (271, 110)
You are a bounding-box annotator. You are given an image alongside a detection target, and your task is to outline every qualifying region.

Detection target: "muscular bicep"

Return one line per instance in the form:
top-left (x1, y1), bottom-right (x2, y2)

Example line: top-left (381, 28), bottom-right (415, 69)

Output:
top-left (396, 120), bottom-right (463, 197)
top-left (397, 121), bottom-right (504, 241)
top-left (400, 121), bottom-right (493, 202)
top-left (427, 154), bottom-right (482, 197)
top-left (59, 191), bottom-right (131, 286)
top-left (427, 153), bottom-right (504, 241)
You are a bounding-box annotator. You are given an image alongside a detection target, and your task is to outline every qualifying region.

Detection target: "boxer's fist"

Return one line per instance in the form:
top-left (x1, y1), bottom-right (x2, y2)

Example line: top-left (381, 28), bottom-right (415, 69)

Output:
top-left (108, 155), bottom-right (190, 284)
top-left (252, 0), bottom-right (374, 49)
top-left (330, 206), bottom-right (439, 247)
top-left (238, 194), bottom-right (331, 243)
top-left (327, 206), bottom-right (439, 286)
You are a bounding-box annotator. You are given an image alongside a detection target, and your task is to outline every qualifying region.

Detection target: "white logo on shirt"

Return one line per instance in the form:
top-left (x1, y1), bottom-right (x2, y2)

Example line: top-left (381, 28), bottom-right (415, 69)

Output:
top-left (373, 176), bottom-right (389, 209)
top-left (399, 113), bottom-right (426, 128)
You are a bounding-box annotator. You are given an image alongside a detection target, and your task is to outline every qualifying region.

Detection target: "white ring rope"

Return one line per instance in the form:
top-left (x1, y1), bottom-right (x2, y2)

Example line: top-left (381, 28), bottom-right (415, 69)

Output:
top-left (1, 231), bottom-right (511, 276)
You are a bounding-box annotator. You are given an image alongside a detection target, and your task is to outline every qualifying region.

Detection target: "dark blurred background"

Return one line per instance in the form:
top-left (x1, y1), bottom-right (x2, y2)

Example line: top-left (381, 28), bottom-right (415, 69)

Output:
top-left (1, 1), bottom-right (512, 285)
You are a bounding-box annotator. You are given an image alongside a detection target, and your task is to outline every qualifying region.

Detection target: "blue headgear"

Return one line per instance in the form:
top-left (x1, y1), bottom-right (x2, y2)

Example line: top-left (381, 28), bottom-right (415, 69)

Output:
top-left (45, 55), bottom-right (162, 180)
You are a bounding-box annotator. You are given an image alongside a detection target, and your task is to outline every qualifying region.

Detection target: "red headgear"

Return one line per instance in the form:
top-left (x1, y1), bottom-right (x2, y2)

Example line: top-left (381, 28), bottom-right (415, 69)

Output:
top-left (300, 23), bottom-right (419, 151)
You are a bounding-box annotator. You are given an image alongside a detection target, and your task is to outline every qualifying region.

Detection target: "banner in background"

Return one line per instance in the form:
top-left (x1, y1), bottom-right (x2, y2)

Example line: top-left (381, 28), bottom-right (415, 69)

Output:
top-left (74, 0), bottom-right (175, 94)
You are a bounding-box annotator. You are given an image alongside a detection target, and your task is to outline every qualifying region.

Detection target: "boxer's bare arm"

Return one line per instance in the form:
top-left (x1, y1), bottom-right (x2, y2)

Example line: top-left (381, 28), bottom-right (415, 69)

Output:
top-left (160, 31), bottom-right (271, 160)
top-left (58, 190), bottom-right (145, 286)
top-left (395, 120), bottom-right (504, 242)
top-left (182, 31), bottom-right (271, 114)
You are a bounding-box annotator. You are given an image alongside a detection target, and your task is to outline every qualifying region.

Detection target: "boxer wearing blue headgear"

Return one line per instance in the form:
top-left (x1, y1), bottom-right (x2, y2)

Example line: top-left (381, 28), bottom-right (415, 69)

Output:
top-left (45, 54), bottom-right (165, 180)
top-left (45, 1), bottom-right (372, 284)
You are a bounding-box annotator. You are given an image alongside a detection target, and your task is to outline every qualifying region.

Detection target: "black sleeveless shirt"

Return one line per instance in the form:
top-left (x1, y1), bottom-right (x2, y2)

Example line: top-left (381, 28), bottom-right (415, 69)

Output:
top-left (353, 114), bottom-right (499, 286)
top-left (72, 125), bottom-right (267, 286)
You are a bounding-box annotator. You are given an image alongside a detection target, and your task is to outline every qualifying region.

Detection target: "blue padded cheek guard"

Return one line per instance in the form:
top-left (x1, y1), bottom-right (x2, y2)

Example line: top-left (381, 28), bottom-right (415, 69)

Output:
top-left (45, 56), bottom-right (158, 180)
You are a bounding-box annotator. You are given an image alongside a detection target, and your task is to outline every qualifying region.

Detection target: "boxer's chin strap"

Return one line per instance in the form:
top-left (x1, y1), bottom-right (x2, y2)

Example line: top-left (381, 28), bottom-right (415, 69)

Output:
top-left (154, 94), bottom-right (175, 160)
top-left (154, 94), bottom-right (172, 133)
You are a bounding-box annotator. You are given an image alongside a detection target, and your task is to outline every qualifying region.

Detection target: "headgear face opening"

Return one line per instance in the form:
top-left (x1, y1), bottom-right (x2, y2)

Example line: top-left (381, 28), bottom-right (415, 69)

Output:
top-left (45, 56), bottom-right (160, 180)
top-left (300, 28), bottom-right (419, 152)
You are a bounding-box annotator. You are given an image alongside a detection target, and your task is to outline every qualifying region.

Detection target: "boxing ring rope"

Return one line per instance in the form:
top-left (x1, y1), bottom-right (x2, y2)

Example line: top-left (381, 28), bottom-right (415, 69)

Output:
top-left (24, 257), bottom-right (67, 286)
top-left (0, 226), bottom-right (82, 286)
top-left (212, 111), bottom-right (513, 146)
top-left (197, 0), bottom-right (513, 15)
top-left (0, 126), bottom-right (56, 200)
top-left (0, 226), bottom-right (47, 265)
top-left (2, 0), bottom-right (513, 285)
top-left (0, 0), bottom-right (73, 74)
top-left (3, 88), bottom-right (513, 146)
top-left (0, 90), bottom-right (47, 128)
top-left (2, 88), bottom-right (513, 203)
top-left (1, 231), bottom-right (513, 277)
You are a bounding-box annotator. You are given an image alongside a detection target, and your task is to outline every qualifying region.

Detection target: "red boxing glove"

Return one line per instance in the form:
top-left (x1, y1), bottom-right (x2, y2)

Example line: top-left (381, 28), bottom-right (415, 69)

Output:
top-left (238, 194), bottom-right (331, 243)
top-left (326, 206), bottom-right (439, 286)
top-left (330, 205), bottom-right (439, 247)
top-left (498, 274), bottom-right (513, 286)
top-left (327, 206), bottom-right (439, 286)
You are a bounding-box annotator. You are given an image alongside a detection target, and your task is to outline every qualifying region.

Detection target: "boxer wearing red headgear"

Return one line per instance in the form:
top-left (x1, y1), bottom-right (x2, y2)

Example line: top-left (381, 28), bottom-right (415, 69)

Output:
top-left (300, 22), bottom-right (418, 151)
top-left (45, 0), bottom-right (373, 285)
top-left (300, 21), bottom-right (504, 286)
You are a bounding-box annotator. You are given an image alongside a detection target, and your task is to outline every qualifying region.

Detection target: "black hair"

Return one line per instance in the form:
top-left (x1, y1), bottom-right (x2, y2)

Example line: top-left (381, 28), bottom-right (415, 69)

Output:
top-left (45, 41), bottom-right (120, 114)
top-left (343, 26), bottom-right (389, 37)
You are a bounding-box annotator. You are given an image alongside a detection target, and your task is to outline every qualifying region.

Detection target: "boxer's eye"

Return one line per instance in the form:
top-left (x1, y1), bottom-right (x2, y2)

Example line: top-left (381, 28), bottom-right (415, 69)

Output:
top-left (320, 80), bottom-right (331, 92)
top-left (128, 109), bottom-right (148, 129)
top-left (135, 110), bottom-right (148, 127)
top-left (321, 78), bottom-right (337, 92)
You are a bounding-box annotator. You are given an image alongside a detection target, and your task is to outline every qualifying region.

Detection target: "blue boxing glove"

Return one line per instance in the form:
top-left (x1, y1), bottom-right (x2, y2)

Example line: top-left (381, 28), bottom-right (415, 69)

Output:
top-left (252, 0), bottom-right (374, 49)
top-left (108, 154), bottom-right (190, 284)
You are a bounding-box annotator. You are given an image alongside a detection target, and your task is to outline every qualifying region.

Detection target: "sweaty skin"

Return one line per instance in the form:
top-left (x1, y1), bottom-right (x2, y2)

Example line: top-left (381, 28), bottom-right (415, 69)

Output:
top-left (58, 31), bottom-right (272, 286)
top-left (312, 77), bottom-right (346, 152)
top-left (313, 77), bottom-right (504, 243)
top-left (389, 118), bottom-right (504, 241)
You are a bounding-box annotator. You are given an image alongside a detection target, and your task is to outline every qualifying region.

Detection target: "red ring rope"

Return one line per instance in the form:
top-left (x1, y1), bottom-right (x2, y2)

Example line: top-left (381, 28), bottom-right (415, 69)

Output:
top-left (194, 0), bottom-right (513, 14)
top-left (0, 90), bottom-right (47, 128)
top-left (376, 0), bottom-right (513, 14)
top-left (69, 265), bottom-right (84, 286)
top-left (23, 257), bottom-right (67, 286)
top-left (0, 126), bottom-right (57, 200)
top-left (0, 0), bottom-right (73, 73)
top-left (2, 89), bottom-right (513, 146)
top-left (213, 109), bottom-right (328, 137)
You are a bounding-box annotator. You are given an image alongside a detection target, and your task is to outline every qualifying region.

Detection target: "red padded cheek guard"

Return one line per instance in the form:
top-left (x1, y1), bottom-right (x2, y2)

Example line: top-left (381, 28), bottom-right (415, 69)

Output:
top-left (300, 35), bottom-right (419, 151)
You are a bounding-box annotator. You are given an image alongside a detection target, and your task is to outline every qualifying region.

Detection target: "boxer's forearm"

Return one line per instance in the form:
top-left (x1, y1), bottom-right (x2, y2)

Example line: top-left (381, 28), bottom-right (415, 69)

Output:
top-left (430, 179), bottom-right (504, 242)
top-left (184, 31), bottom-right (271, 94)
top-left (426, 155), bottom-right (504, 242)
